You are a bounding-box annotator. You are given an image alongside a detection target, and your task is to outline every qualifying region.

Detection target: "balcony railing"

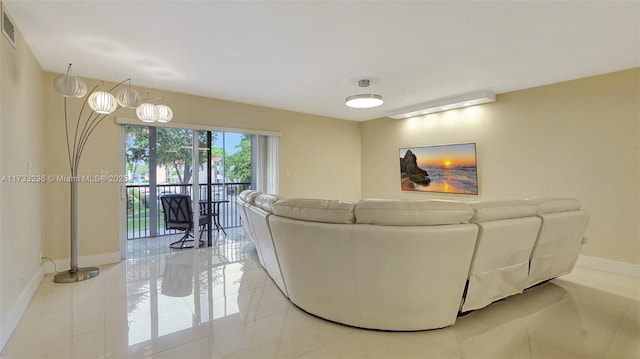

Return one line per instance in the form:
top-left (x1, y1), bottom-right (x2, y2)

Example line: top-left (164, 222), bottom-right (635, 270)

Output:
top-left (126, 182), bottom-right (251, 239)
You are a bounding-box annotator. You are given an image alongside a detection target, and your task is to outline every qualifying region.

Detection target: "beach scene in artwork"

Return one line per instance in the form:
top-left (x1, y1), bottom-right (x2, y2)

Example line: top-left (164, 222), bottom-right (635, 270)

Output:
top-left (400, 143), bottom-right (478, 195)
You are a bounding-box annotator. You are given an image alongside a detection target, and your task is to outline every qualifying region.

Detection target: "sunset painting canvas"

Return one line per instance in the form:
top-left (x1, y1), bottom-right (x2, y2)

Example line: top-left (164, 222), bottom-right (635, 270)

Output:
top-left (400, 143), bottom-right (478, 195)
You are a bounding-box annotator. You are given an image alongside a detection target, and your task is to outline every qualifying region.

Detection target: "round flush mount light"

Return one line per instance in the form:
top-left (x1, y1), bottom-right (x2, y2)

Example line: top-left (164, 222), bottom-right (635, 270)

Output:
top-left (345, 79), bottom-right (384, 109)
top-left (346, 94), bottom-right (384, 109)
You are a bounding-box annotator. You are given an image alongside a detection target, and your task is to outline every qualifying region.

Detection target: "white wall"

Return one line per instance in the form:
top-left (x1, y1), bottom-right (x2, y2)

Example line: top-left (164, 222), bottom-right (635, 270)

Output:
top-left (361, 69), bottom-right (640, 265)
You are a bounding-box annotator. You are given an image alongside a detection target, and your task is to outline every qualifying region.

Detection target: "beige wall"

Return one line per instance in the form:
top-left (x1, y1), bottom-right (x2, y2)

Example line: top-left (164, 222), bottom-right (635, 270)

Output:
top-left (0, 17), bottom-right (45, 337)
top-left (1, 14), bottom-right (638, 341)
top-left (43, 74), bottom-right (362, 260)
top-left (28, 68), bottom-right (640, 267)
top-left (361, 69), bottom-right (640, 265)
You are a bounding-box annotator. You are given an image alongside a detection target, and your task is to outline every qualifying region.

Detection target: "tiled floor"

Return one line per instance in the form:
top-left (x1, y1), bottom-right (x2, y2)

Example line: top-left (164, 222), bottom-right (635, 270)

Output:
top-left (1, 228), bottom-right (638, 359)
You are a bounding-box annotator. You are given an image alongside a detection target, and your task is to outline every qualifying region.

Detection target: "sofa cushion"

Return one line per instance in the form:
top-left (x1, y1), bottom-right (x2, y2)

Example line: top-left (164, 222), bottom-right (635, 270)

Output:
top-left (271, 198), bottom-right (356, 224)
top-left (355, 199), bottom-right (473, 226)
top-left (469, 200), bottom-right (538, 223)
top-left (239, 190), bottom-right (262, 205)
top-left (239, 190), bottom-right (253, 202)
top-left (533, 198), bottom-right (581, 214)
top-left (254, 194), bottom-right (281, 213)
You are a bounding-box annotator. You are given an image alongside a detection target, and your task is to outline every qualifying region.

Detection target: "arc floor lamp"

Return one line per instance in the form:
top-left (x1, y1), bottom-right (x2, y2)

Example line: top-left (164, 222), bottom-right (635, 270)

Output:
top-left (53, 64), bottom-right (173, 283)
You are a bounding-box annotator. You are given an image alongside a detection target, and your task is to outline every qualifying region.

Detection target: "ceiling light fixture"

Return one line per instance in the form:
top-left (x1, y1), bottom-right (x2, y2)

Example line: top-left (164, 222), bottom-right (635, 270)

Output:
top-left (345, 79), bottom-right (384, 109)
top-left (389, 91), bottom-right (496, 119)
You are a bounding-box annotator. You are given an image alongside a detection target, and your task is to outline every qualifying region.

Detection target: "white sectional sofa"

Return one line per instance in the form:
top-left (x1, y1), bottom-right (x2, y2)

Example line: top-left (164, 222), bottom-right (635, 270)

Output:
top-left (237, 191), bottom-right (589, 331)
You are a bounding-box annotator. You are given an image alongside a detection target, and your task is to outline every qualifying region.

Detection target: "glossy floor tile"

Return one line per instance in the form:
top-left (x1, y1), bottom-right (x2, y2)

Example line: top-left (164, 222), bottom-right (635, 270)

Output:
top-left (1, 228), bottom-right (638, 358)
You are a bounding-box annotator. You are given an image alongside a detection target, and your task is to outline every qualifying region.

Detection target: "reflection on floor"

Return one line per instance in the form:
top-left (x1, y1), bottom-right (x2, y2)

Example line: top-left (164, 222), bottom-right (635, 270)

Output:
top-left (1, 227), bottom-right (638, 358)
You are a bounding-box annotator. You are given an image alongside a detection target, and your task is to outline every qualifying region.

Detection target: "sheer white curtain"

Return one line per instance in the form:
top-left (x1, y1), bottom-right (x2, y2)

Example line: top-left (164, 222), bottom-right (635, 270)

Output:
top-left (253, 135), bottom-right (279, 194)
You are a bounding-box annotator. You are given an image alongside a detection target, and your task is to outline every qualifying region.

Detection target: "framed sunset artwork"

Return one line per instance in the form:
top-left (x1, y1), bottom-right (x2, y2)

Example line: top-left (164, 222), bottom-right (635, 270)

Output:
top-left (399, 143), bottom-right (478, 195)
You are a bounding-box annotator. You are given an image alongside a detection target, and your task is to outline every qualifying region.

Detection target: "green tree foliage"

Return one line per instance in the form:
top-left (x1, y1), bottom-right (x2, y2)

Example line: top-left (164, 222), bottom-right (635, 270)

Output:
top-left (126, 126), bottom-right (250, 185)
top-left (226, 135), bottom-right (252, 182)
top-left (156, 127), bottom-right (198, 184)
top-left (125, 125), bottom-right (149, 182)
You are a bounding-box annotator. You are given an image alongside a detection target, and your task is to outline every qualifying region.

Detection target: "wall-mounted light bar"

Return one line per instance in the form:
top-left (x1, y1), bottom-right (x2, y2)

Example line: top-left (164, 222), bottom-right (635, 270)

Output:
top-left (389, 90), bottom-right (496, 119)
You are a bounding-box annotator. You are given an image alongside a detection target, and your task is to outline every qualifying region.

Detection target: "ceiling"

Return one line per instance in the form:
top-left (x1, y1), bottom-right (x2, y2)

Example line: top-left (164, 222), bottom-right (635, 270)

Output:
top-left (4, 1), bottom-right (639, 122)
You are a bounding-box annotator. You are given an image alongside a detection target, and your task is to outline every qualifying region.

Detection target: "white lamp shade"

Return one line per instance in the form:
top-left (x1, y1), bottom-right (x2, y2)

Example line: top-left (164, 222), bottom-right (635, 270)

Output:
top-left (345, 94), bottom-right (384, 109)
top-left (88, 91), bottom-right (117, 114)
top-left (156, 104), bottom-right (173, 123)
top-left (54, 73), bottom-right (87, 98)
top-left (136, 103), bottom-right (158, 123)
top-left (116, 87), bottom-right (141, 108)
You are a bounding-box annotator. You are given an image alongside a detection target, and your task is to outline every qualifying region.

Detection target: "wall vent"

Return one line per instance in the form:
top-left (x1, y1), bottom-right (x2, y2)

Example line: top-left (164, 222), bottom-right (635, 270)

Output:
top-left (2, 4), bottom-right (16, 48)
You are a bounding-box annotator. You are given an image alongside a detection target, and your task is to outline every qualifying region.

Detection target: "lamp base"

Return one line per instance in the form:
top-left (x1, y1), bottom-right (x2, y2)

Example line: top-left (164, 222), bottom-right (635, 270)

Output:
top-left (53, 267), bottom-right (100, 283)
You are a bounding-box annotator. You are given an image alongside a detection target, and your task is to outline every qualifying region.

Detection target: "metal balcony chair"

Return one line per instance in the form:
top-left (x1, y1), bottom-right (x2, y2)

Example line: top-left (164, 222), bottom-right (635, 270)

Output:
top-left (160, 194), bottom-right (207, 249)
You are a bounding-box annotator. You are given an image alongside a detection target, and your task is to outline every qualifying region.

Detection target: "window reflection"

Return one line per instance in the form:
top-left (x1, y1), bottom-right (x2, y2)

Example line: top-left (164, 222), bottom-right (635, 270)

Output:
top-left (125, 242), bottom-right (252, 347)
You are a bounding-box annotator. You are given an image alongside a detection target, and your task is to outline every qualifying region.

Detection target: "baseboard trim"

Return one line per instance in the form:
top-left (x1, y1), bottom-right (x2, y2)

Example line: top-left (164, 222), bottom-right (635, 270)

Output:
top-left (0, 265), bottom-right (45, 352)
top-left (42, 251), bottom-right (121, 274)
top-left (576, 255), bottom-right (640, 278)
top-left (1, 252), bottom-right (121, 351)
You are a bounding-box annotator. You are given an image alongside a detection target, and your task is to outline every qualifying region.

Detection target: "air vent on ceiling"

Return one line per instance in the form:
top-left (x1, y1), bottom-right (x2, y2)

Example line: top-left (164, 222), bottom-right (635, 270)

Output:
top-left (2, 4), bottom-right (16, 48)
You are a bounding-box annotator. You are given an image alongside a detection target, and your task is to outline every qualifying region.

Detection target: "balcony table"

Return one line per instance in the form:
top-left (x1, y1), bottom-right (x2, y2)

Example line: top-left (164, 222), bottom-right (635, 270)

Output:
top-left (199, 199), bottom-right (230, 246)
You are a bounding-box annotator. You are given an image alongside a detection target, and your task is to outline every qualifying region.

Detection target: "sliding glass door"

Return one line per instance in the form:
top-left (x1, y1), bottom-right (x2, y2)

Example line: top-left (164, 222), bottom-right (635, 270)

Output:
top-left (124, 126), bottom-right (253, 242)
